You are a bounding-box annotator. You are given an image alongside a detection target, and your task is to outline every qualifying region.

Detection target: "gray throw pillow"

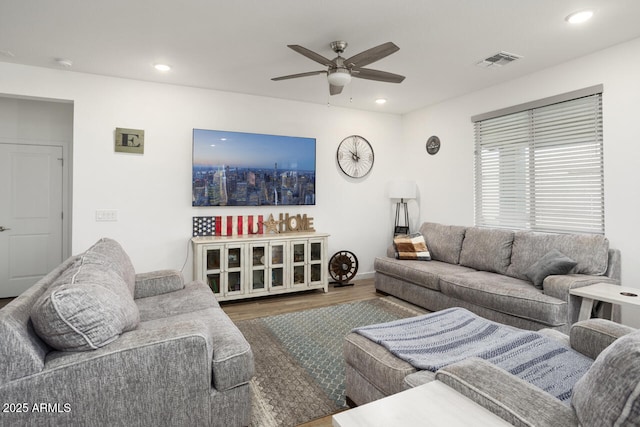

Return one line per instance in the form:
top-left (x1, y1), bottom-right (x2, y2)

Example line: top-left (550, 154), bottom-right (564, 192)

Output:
top-left (572, 330), bottom-right (640, 427)
top-left (31, 257), bottom-right (140, 351)
top-left (525, 249), bottom-right (577, 290)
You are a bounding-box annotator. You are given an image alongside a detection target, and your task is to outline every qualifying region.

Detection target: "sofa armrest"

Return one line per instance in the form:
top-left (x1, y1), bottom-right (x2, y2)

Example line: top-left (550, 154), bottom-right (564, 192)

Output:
top-left (134, 269), bottom-right (185, 298)
top-left (570, 318), bottom-right (635, 359)
top-left (386, 244), bottom-right (395, 258)
top-left (542, 274), bottom-right (619, 324)
top-left (1, 321), bottom-right (214, 425)
top-left (538, 328), bottom-right (570, 347)
top-left (605, 248), bottom-right (621, 280)
top-left (435, 358), bottom-right (578, 427)
top-left (543, 274), bottom-right (618, 301)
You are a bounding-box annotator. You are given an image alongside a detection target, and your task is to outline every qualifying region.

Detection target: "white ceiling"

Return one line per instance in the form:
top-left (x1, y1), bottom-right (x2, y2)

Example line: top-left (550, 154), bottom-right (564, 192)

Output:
top-left (2, 0), bottom-right (640, 114)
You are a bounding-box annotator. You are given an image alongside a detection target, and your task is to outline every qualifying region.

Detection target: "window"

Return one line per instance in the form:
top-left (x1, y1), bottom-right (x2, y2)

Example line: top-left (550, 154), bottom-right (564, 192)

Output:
top-left (472, 86), bottom-right (604, 234)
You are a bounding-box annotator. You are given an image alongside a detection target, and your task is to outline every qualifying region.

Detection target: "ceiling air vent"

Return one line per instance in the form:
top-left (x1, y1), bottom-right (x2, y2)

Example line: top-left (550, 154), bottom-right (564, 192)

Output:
top-left (476, 51), bottom-right (522, 68)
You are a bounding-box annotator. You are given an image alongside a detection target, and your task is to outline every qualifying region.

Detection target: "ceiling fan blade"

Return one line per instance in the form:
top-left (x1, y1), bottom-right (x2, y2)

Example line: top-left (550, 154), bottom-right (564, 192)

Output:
top-left (329, 84), bottom-right (343, 95)
top-left (345, 42), bottom-right (400, 68)
top-left (288, 45), bottom-right (335, 67)
top-left (271, 70), bottom-right (326, 81)
top-left (352, 68), bottom-right (405, 83)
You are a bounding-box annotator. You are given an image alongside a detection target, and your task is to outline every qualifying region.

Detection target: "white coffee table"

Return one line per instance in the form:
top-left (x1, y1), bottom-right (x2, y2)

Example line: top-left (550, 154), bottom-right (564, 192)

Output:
top-left (332, 381), bottom-right (511, 427)
top-left (570, 282), bottom-right (640, 321)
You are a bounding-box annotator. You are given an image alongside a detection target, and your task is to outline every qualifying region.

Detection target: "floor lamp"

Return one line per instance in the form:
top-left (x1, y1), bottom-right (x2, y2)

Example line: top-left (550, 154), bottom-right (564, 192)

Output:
top-left (389, 180), bottom-right (416, 236)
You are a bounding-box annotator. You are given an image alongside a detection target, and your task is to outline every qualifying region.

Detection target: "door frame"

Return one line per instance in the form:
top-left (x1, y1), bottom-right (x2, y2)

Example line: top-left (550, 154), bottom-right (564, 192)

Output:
top-left (0, 97), bottom-right (73, 262)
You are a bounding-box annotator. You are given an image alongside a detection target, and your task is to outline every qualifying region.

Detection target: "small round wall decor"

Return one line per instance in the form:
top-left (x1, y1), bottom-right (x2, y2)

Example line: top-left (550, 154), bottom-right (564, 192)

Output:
top-left (426, 135), bottom-right (441, 155)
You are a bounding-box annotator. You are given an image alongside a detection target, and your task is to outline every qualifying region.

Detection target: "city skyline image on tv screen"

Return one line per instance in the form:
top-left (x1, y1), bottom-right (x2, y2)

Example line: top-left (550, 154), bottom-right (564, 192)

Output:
top-left (192, 129), bottom-right (316, 206)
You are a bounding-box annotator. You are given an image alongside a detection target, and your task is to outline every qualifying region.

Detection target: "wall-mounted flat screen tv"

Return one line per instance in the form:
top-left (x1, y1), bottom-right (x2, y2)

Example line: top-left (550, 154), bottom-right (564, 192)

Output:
top-left (192, 129), bottom-right (316, 206)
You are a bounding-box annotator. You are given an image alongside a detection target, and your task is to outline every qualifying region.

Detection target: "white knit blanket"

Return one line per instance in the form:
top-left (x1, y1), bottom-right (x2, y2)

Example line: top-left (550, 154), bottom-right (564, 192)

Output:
top-left (354, 307), bottom-right (592, 403)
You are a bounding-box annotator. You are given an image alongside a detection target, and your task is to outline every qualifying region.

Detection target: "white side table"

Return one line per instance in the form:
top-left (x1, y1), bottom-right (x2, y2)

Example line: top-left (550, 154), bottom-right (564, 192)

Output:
top-left (332, 381), bottom-right (511, 427)
top-left (570, 282), bottom-right (640, 321)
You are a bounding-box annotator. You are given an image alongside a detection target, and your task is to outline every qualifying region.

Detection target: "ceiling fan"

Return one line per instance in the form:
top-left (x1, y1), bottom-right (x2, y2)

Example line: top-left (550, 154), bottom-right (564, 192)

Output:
top-left (272, 41), bottom-right (405, 95)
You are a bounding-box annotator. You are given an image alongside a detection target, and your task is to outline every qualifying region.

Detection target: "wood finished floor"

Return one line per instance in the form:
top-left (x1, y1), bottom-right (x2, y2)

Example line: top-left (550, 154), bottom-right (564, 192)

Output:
top-left (221, 278), bottom-right (377, 322)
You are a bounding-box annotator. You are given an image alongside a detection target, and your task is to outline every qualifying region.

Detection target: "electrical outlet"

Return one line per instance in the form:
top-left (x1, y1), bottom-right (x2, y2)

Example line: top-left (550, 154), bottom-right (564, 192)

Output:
top-left (96, 210), bottom-right (118, 222)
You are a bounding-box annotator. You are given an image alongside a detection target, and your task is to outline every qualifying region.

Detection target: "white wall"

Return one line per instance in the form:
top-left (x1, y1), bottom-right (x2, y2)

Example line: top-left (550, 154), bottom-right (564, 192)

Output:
top-left (0, 62), bottom-right (402, 281)
top-left (402, 37), bottom-right (640, 326)
top-left (3, 36), bottom-right (640, 325)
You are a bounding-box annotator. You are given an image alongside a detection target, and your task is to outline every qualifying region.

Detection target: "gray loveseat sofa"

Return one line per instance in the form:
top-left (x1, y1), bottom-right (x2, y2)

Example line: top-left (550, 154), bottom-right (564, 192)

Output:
top-left (0, 238), bottom-right (254, 427)
top-left (375, 222), bottom-right (621, 334)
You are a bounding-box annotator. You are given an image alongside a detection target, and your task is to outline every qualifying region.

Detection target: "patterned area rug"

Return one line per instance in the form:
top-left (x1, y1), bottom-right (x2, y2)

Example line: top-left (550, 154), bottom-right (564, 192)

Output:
top-left (234, 298), bottom-right (423, 427)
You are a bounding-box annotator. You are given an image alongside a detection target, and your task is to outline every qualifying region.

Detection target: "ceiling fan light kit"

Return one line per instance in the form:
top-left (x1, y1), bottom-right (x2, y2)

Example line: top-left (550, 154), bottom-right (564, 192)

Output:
top-left (327, 68), bottom-right (351, 86)
top-left (272, 40), bottom-right (405, 96)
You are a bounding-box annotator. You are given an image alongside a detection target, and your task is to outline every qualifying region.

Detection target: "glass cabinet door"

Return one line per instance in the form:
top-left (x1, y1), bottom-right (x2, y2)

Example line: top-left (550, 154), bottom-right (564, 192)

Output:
top-left (249, 243), bottom-right (267, 293)
top-left (204, 246), bottom-right (222, 296)
top-left (269, 242), bottom-right (285, 289)
top-left (291, 241), bottom-right (307, 287)
top-left (225, 245), bottom-right (244, 295)
top-left (309, 240), bottom-right (324, 285)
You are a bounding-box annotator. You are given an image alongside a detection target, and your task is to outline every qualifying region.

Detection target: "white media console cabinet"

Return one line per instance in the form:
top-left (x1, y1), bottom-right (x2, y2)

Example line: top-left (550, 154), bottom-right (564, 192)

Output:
top-left (192, 232), bottom-right (329, 301)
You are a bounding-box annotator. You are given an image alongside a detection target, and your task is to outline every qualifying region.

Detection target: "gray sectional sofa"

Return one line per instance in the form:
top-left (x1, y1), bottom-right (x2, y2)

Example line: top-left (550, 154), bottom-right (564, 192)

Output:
top-left (0, 238), bottom-right (254, 427)
top-left (344, 318), bottom-right (640, 426)
top-left (375, 222), bottom-right (621, 333)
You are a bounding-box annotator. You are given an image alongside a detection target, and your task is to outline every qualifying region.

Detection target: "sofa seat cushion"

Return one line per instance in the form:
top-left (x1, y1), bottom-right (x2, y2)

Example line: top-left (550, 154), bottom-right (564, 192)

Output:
top-left (419, 223), bottom-right (467, 264)
top-left (459, 227), bottom-right (514, 275)
top-left (506, 231), bottom-right (609, 281)
top-left (135, 281), bottom-right (218, 322)
top-left (139, 307), bottom-right (253, 392)
top-left (344, 332), bottom-right (418, 397)
top-left (31, 259), bottom-right (140, 352)
top-left (439, 271), bottom-right (566, 326)
top-left (572, 330), bottom-right (640, 427)
top-left (374, 257), bottom-right (475, 292)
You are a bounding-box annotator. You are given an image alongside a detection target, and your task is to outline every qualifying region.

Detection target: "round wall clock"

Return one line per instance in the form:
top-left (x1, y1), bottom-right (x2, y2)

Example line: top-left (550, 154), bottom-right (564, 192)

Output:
top-left (337, 135), bottom-right (374, 178)
top-left (426, 135), bottom-right (441, 155)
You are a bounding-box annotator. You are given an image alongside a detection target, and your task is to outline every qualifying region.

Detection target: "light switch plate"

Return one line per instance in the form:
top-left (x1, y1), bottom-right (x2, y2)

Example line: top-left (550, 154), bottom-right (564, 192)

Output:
top-left (96, 210), bottom-right (118, 222)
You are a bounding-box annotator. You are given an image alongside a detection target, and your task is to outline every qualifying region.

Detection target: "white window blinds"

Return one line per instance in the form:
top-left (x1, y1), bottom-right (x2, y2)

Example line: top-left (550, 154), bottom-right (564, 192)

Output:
top-left (473, 89), bottom-right (604, 234)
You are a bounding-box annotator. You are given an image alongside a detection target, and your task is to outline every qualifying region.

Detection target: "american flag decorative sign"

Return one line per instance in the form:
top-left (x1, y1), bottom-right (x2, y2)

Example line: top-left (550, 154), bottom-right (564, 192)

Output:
top-left (192, 216), bottom-right (216, 237)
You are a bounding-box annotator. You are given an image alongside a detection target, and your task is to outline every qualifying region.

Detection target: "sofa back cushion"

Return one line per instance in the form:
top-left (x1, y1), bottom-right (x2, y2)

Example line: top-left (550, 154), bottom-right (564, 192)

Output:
top-left (459, 227), bottom-right (514, 274)
top-left (82, 238), bottom-right (137, 296)
top-left (506, 231), bottom-right (609, 281)
top-left (419, 222), bottom-right (466, 264)
top-left (572, 330), bottom-right (640, 427)
top-left (31, 244), bottom-right (140, 352)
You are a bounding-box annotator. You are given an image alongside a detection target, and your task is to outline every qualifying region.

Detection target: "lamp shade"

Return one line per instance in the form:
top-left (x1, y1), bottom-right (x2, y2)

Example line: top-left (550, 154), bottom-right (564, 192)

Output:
top-left (389, 180), bottom-right (416, 200)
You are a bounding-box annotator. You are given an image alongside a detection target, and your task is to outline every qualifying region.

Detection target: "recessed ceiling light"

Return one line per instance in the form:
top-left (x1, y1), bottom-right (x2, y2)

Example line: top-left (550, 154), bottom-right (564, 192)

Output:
top-left (55, 58), bottom-right (73, 68)
top-left (375, 98), bottom-right (387, 105)
top-left (154, 63), bottom-right (171, 71)
top-left (565, 10), bottom-right (594, 24)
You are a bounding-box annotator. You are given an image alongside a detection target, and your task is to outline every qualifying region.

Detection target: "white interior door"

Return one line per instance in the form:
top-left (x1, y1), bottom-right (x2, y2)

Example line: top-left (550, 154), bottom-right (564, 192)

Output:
top-left (0, 143), bottom-right (64, 298)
